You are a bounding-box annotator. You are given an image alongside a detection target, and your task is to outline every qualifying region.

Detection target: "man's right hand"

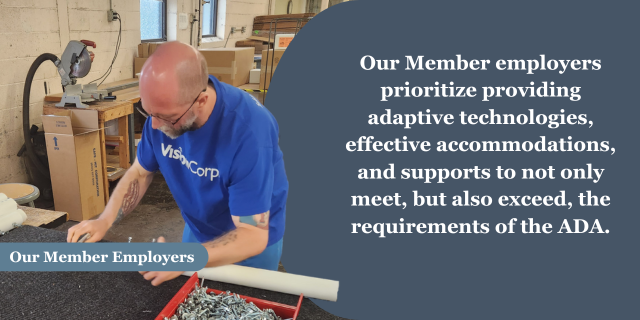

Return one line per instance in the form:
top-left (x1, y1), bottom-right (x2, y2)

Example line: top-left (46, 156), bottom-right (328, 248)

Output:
top-left (67, 219), bottom-right (111, 243)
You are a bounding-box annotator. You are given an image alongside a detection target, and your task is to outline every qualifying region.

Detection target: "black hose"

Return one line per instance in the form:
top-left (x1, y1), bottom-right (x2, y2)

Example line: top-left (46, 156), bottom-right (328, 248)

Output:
top-left (23, 53), bottom-right (58, 177)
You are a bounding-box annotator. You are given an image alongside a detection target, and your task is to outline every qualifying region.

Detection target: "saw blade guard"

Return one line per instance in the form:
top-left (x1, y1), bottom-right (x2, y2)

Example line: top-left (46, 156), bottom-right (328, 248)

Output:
top-left (59, 40), bottom-right (93, 86)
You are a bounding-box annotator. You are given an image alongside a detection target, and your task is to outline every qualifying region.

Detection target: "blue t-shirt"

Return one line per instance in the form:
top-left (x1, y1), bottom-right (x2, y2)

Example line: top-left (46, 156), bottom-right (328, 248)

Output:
top-left (136, 75), bottom-right (288, 246)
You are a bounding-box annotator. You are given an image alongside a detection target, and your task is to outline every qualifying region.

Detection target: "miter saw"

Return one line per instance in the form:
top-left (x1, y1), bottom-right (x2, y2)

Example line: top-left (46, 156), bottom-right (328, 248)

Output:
top-left (20, 39), bottom-right (134, 198)
top-left (53, 40), bottom-right (112, 108)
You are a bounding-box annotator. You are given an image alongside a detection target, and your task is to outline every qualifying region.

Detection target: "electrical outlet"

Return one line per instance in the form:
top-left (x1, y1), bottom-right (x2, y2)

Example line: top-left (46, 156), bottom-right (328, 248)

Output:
top-left (179, 13), bottom-right (189, 29)
top-left (107, 9), bottom-right (118, 22)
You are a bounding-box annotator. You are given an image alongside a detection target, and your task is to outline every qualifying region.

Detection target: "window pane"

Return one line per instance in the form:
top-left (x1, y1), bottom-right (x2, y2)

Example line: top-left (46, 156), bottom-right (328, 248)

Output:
top-left (141, 0), bottom-right (163, 40)
top-left (202, 1), bottom-right (215, 36)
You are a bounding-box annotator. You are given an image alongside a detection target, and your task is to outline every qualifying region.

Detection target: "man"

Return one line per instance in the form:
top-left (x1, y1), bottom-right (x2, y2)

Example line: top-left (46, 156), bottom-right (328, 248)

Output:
top-left (67, 41), bottom-right (288, 286)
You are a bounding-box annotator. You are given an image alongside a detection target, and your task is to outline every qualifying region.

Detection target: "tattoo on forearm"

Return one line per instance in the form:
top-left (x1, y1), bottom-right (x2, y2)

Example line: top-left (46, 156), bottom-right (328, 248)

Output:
top-left (204, 230), bottom-right (239, 249)
top-left (114, 180), bottom-right (139, 224)
top-left (122, 180), bottom-right (139, 214)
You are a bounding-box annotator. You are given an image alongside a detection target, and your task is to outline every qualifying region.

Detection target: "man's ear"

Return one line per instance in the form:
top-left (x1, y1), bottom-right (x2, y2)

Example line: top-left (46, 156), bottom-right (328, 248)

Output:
top-left (199, 91), bottom-right (209, 107)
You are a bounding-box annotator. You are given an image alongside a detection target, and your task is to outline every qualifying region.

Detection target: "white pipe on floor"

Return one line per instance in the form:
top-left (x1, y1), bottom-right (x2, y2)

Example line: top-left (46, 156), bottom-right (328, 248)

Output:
top-left (184, 265), bottom-right (339, 301)
top-left (0, 209), bottom-right (27, 233)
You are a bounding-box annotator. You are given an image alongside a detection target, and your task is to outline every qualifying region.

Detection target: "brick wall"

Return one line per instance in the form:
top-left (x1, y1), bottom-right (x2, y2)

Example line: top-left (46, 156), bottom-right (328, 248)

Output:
top-left (0, 0), bottom-right (140, 183)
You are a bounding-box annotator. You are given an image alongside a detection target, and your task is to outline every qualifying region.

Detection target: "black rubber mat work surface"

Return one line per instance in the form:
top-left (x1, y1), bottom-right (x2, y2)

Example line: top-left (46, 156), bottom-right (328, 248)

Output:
top-left (0, 226), bottom-right (346, 320)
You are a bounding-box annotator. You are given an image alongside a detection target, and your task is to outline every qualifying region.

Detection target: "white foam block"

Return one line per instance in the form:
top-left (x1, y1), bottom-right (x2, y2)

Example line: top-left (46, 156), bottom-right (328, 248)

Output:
top-left (0, 209), bottom-right (27, 232)
top-left (0, 198), bottom-right (18, 217)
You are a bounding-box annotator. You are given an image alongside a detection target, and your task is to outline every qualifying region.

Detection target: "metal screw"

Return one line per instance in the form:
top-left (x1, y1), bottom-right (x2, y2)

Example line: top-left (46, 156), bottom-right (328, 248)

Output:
top-left (78, 233), bottom-right (91, 243)
top-left (128, 237), bottom-right (132, 243)
top-left (164, 285), bottom-right (283, 320)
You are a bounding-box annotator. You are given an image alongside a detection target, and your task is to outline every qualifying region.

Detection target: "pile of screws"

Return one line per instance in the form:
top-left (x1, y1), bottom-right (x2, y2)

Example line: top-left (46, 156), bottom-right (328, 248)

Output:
top-left (164, 286), bottom-right (283, 320)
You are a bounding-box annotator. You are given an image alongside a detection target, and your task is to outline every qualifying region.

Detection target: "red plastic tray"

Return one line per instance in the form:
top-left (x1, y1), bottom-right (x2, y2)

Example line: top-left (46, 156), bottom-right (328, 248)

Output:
top-left (156, 272), bottom-right (303, 320)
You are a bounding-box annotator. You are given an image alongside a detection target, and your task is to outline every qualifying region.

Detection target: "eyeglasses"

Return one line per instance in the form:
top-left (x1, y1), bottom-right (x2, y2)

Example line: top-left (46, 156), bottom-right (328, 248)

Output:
top-left (137, 88), bottom-right (207, 125)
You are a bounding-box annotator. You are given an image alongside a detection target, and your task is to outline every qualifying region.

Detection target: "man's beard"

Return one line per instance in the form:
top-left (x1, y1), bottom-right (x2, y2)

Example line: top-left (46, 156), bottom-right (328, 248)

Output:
top-left (158, 112), bottom-right (200, 139)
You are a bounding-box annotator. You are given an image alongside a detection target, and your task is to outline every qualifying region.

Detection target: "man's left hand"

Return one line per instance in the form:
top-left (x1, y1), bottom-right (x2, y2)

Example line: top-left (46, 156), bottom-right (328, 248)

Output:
top-left (139, 236), bottom-right (183, 286)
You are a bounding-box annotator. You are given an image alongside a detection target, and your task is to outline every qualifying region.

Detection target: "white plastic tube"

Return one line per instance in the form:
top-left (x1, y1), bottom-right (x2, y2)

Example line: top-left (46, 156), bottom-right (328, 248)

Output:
top-left (0, 209), bottom-right (27, 232)
top-left (184, 265), bottom-right (339, 301)
top-left (0, 198), bottom-right (18, 217)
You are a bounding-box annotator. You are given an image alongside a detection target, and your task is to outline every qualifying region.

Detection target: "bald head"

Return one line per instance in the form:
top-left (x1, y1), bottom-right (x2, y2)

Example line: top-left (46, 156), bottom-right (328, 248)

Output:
top-left (139, 41), bottom-right (208, 112)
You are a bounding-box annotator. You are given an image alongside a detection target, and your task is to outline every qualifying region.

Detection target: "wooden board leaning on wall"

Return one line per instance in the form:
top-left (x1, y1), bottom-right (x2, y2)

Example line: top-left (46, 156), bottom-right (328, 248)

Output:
top-left (252, 13), bottom-right (315, 31)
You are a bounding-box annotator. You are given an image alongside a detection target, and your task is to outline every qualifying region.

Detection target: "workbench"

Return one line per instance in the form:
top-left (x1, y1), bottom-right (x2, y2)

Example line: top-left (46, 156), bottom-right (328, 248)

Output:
top-left (20, 206), bottom-right (68, 228)
top-left (0, 226), bottom-right (345, 320)
top-left (44, 79), bottom-right (140, 203)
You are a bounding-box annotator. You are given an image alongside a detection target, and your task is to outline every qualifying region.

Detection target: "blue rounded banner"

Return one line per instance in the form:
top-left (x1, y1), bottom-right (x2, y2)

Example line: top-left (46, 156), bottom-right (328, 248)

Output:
top-left (0, 243), bottom-right (208, 271)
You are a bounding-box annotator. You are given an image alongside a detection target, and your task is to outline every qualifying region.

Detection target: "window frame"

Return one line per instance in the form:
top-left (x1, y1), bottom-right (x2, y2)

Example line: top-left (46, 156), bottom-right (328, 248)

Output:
top-left (201, 0), bottom-right (219, 38)
top-left (141, 0), bottom-right (168, 42)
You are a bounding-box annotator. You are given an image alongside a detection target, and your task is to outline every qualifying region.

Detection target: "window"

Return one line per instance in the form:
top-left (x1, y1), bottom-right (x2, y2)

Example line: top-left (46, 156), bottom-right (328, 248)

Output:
top-left (141, 0), bottom-right (167, 42)
top-left (202, 0), bottom-right (218, 37)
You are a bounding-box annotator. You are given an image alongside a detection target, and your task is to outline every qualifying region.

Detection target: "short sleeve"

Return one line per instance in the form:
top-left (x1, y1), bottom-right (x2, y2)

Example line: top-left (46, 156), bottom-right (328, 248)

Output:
top-left (136, 118), bottom-right (159, 172)
top-left (228, 132), bottom-right (274, 217)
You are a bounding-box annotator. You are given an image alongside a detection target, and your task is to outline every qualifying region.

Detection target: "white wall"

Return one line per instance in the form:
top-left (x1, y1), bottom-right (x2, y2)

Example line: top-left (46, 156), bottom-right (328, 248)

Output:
top-left (0, 0), bottom-right (140, 183)
top-left (274, 0), bottom-right (307, 14)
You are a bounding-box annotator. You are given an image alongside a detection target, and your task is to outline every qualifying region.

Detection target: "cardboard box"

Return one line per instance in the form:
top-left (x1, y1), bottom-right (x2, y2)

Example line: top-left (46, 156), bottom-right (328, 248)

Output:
top-left (42, 110), bottom-right (105, 221)
top-left (261, 49), bottom-right (285, 70)
top-left (236, 39), bottom-right (262, 47)
top-left (259, 67), bottom-right (275, 90)
top-left (149, 42), bottom-right (162, 55)
top-left (138, 43), bottom-right (149, 58)
top-left (134, 57), bottom-right (148, 78)
top-left (236, 40), bottom-right (269, 54)
top-left (138, 42), bottom-right (163, 58)
top-left (259, 49), bottom-right (286, 90)
top-left (259, 44), bottom-right (269, 54)
top-left (199, 48), bottom-right (254, 87)
top-left (249, 69), bottom-right (261, 84)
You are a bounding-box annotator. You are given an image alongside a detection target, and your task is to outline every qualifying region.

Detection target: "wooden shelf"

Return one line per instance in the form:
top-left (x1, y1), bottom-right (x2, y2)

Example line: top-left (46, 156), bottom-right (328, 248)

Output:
top-left (42, 78), bottom-right (140, 203)
top-left (106, 153), bottom-right (127, 181)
